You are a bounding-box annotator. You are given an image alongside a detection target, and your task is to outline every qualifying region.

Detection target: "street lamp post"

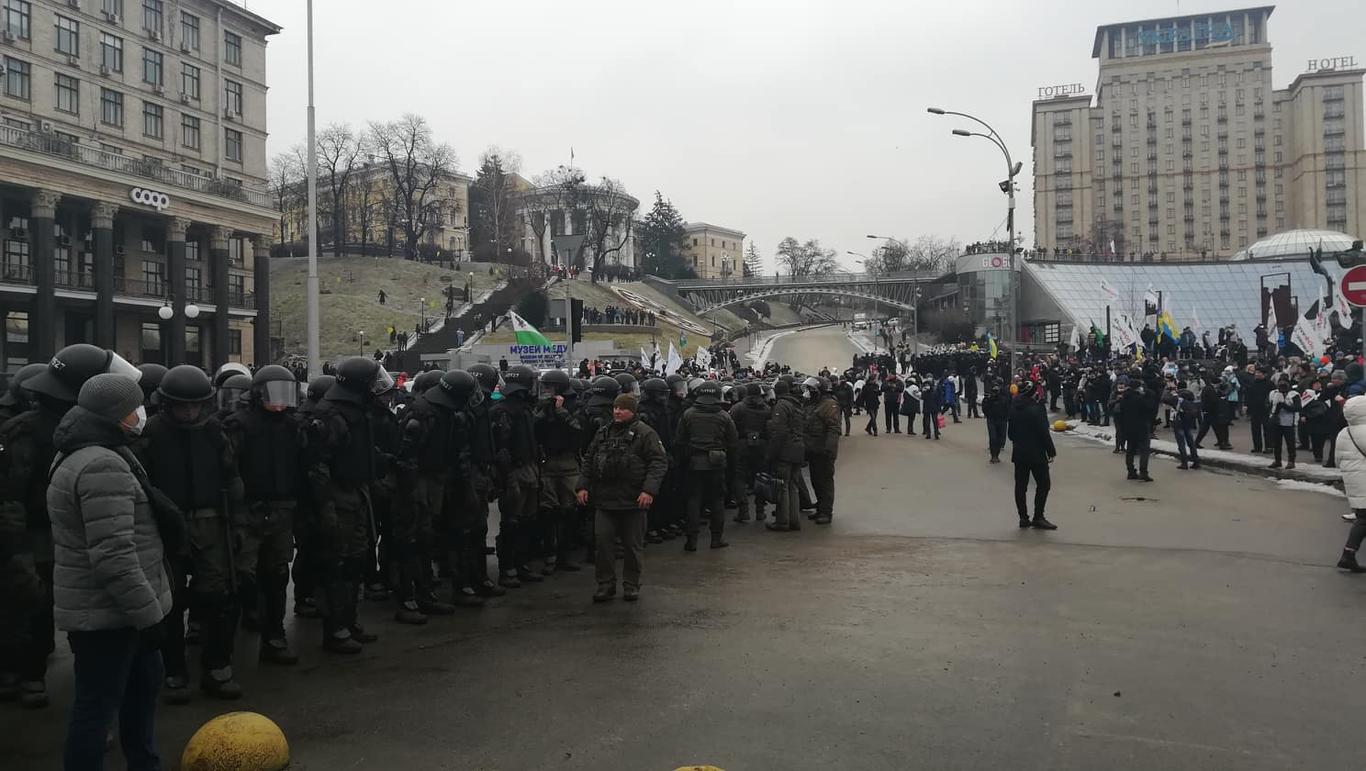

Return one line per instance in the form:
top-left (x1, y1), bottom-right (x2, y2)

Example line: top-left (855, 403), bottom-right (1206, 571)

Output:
top-left (304, 0), bottom-right (320, 380)
top-left (927, 107), bottom-right (1022, 367)
top-left (866, 235), bottom-right (919, 354)
top-left (157, 297), bottom-right (201, 366)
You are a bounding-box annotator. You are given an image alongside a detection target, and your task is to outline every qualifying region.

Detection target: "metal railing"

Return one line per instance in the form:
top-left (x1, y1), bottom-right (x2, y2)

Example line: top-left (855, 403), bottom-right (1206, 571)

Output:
top-left (0, 263), bottom-right (33, 284)
top-left (0, 123), bottom-right (272, 208)
top-left (672, 270), bottom-right (933, 289)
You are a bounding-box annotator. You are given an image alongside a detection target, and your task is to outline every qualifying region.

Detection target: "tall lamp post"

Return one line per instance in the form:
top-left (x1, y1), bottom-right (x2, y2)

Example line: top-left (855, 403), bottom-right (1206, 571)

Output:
top-left (866, 235), bottom-right (919, 353)
top-left (304, 0), bottom-right (320, 379)
top-left (927, 107), bottom-right (1023, 366)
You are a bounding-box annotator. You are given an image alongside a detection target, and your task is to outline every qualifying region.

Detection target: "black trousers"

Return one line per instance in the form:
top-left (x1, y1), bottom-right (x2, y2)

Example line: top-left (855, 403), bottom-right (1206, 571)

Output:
top-left (1345, 509), bottom-right (1366, 551)
top-left (864, 407), bottom-right (879, 435)
top-left (686, 469), bottom-right (727, 537)
top-left (807, 453), bottom-right (835, 519)
top-left (884, 404), bottom-right (900, 433)
top-left (987, 419), bottom-right (1008, 458)
top-left (1013, 461), bottom-right (1051, 519)
top-left (922, 412), bottom-right (940, 437)
top-left (1126, 435), bottom-right (1151, 475)
top-left (966, 396), bottom-right (980, 418)
top-left (841, 408), bottom-right (851, 436)
top-left (1269, 424), bottom-right (1297, 464)
top-left (1249, 413), bottom-right (1268, 452)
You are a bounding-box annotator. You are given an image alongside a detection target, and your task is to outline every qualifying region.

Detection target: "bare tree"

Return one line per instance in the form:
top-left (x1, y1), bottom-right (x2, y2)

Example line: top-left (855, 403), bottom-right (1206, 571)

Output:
top-left (581, 177), bottom-right (638, 280)
top-left (316, 123), bottom-right (366, 257)
top-left (775, 236), bottom-right (838, 277)
top-left (523, 165), bottom-right (586, 265)
top-left (267, 151), bottom-right (302, 244)
top-left (352, 161), bottom-right (380, 257)
top-left (905, 235), bottom-right (961, 273)
top-left (367, 114), bottom-right (459, 259)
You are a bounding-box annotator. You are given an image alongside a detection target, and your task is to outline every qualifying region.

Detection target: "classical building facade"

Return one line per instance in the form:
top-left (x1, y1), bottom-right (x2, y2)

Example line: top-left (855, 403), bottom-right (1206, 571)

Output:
top-left (514, 181), bottom-right (638, 270)
top-left (1032, 6), bottom-right (1365, 259)
top-left (681, 222), bottom-right (745, 279)
top-left (0, 0), bottom-right (280, 369)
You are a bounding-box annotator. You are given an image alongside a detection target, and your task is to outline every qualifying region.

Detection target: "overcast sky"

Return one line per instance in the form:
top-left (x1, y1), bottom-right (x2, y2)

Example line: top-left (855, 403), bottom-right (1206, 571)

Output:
top-left (251, 0), bottom-right (1364, 272)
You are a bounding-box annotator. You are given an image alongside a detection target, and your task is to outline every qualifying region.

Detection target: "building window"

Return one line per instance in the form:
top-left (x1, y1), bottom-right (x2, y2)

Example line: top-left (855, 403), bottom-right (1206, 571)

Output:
top-left (228, 272), bottom-right (244, 299)
top-left (55, 14), bottom-right (79, 56)
top-left (4, 0), bottom-right (30, 40)
top-left (54, 73), bottom-right (79, 113)
top-left (142, 0), bottom-right (161, 35)
top-left (142, 47), bottom-right (161, 85)
top-left (141, 258), bottom-right (164, 294)
top-left (184, 265), bottom-right (201, 298)
top-left (4, 311), bottom-right (29, 366)
top-left (100, 33), bottom-right (123, 72)
top-left (142, 100), bottom-right (161, 137)
top-left (179, 11), bottom-right (198, 51)
top-left (103, 0), bottom-right (123, 16)
top-left (3, 236), bottom-right (30, 279)
top-left (228, 328), bottom-right (241, 357)
top-left (185, 240), bottom-right (200, 261)
top-left (180, 114), bottom-right (199, 149)
top-left (179, 63), bottom-right (201, 100)
top-left (224, 127), bottom-right (241, 162)
top-left (3, 55), bottom-right (30, 100)
top-left (228, 238), bottom-right (244, 267)
top-left (99, 87), bottom-right (123, 126)
top-left (139, 322), bottom-right (160, 361)
top-left (223, 79), bottom-right (241, 115)
top-left (223, 30), bottom-right (241, 66)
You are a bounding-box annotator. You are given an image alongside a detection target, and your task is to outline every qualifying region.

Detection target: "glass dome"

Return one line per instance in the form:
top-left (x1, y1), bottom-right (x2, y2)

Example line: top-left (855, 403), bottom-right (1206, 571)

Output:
top-left (1230, 228), bottom-right (1358, 261)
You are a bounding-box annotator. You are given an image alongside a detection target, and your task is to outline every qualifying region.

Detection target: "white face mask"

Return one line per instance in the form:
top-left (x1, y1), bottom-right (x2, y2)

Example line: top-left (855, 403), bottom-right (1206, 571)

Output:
top-left (124, 405), bottom-right (147, 436)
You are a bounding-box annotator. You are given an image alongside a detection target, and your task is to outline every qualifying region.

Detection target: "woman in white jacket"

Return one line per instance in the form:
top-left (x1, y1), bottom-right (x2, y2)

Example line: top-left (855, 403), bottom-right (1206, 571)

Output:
top-left (1334, 396), bottom-right (1366, 572)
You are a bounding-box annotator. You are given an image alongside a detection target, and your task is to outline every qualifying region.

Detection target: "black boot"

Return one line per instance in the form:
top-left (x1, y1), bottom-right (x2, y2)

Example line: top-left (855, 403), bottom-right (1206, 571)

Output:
top-left (710, 534), bottom-right (730, 549)
top-left (1338, 550), bottom-right (1366, 573)
top-left (683, 534), bottom-right (698, 552)
top-left (1031, 515), bottom-right (1058, 530)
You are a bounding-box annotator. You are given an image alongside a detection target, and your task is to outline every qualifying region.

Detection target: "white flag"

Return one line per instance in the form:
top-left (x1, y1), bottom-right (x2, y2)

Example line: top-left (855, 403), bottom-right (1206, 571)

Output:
top-left (1190, 305), bottom-right (1202, 332)
top-left (1068, 323), bottom-right (1081, 351)
top-left (1099, 280), bottom-right (1121, 305)
top-left (664, 343), bottom-right (683, 376)
top-left (1335, 284), bottom-right (1354, 324)
top-left (695, 346), bottom-right (712, 368)
top-left (640, 346), bottom-right (652, 371)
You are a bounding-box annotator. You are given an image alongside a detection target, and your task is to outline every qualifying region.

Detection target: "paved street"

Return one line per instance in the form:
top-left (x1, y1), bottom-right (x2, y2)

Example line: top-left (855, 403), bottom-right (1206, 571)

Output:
top-left (9, 327), bottom-right (1366, 770)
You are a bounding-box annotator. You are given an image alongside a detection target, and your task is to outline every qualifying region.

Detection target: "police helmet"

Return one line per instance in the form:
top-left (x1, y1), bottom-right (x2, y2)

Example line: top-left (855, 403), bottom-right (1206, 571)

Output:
top-left (686, 377), bottom-right (706, 394)
top-left (469, 363), bottom-right (500, 394)
top-left (642, 378), bottom-right (670, 398)
top-left (306, 375), bottom-right (335, 404)
top-left (438, 369), bottom-right (479, 405)
top-left (134, 363), bottom-right (168, 403)
top-left (0, 362), bottom-right (49, 408)
top-left (333, 357), bottom-right (381, 395)
top-left (571, 378), bottom-right (589, 396)
top-left (217, 374), bottom-right (252, 412)
top-left (588, 375), bottom-right (621, 403)
top-left (213, 362), bottom-right (252, 389)
top-left (665, 373), bottom-right (687, 398)
top-left (251, 365), bottom-right (299, 411)
top-left (25, 344), bottom-right (139, 404)
top-left (693, 380), bottom-right (722, 405)
top-left (613, 372), bottom-right (639, 396)
top-left (412, 369), bottom-right (445, 395)
top-left (502, 365), bottom-right (537, 396)
top-left (540, 369), bottom-right (572, 397)
top-left (745, 382), bottom-right (762, 399)
top-left (158, 364), bottom-right (214, 412)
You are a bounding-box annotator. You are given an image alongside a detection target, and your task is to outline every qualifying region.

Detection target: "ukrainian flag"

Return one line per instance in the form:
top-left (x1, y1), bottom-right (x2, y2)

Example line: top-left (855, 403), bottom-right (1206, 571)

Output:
top-left (1157, 310), bottom-right (1179, 342)
top-left (987, 332), bottom-right (999, 360)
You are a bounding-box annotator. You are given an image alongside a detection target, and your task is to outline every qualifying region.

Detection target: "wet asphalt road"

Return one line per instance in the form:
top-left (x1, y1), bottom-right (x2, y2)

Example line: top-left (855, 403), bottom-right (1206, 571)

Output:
top-left (8, 326), bottom-right (1366, 770)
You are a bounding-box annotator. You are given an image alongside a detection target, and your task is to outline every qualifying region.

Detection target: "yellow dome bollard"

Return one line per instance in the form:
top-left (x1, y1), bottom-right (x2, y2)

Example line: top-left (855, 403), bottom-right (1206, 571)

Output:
top-left (1051, 419), bottom-right (1070, 432)
top-left (181, 711), bottom-right (290, 771)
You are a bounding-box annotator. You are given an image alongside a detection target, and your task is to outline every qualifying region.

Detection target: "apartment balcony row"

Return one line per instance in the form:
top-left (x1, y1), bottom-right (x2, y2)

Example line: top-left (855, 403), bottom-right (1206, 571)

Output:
top-left (0, 265), bottom-right (254, 309)
top-left (0, 123), bottom-right (270, 209)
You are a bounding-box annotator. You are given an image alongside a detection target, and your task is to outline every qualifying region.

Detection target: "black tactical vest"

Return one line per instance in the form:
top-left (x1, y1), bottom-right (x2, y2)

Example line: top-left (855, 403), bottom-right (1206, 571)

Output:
top-left (233, 409), bottom-right (302, 501)
top-left (142, 415), bottom-right (225, 510)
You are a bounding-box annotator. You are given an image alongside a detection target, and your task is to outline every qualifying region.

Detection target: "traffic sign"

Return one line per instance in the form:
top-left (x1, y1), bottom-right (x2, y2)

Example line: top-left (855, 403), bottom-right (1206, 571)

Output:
top-left (1343, 265), bottom-right (1366, 307)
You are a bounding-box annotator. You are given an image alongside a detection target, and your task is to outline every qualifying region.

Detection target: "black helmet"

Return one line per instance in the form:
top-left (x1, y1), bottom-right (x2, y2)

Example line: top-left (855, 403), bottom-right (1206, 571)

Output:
top-left (25, 344), bottom-right (139, 404)
top-left (251, 365), bottom-right (299, 411)
top-left (0, 362), bottom-right (48, 408)
top-left (412, 370), bottom-right (445, 394)
top-left (217, 373), bottom-right (252, 412)
top-left (158, 365), bottom-right (214, 403)
top-left (334, 357), bottom-right (380, 395)
top-left (745, 382), bottom-right (762, 398)
top-left (665, 373), bottom-right (687, 398)
top-left (213, 362), bottom-right (252, 389)
top-left (642, 378), bottom-right (669, 397)
top-left (306, 375), bottom-right (335, 403)
top-left (571, 378), bottom-right (589, 396)
top-left (773, 378), bottom-right (790, 397)
top-left (693, 381), bottom-right (722, 405)
top-left (818, 376), bottom-right (833, 393)
top-left (438, 369), bottom-right (479, 405)
top-left (588, 375), bottom-right (620, 406)
top-left (502, 364), bottom-right (536, 396)
top-left (469, 363), bottom-right (500, 393)
top-left (134, 363), bottom-right (168, 402)
top-left (613, 372), bottom-right (639, 395)
top-left (540, 369), bottom-right (572, 396)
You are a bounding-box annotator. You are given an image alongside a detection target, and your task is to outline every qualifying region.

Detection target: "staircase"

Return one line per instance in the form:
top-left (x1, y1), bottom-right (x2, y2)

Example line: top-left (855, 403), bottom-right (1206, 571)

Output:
top-left (394, 274), bottom-right (539, 372)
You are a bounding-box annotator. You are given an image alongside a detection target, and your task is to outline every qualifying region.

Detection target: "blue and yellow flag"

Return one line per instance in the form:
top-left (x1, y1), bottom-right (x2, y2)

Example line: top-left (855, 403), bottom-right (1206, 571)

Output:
top-left (1157, 310), bottom-right (1179, 342)
top-left (987, 332), bottom-right (999, 360)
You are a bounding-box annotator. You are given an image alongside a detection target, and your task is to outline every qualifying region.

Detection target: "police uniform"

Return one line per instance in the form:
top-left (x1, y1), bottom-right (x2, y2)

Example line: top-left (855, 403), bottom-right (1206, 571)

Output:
top-left (490, 366), bottom-right (542, 586)
top-left (674, 383), bottom-right (739, 550)
top-left (534, 381), bottom-right (583, 573)
top-left (729, 385), bottom-right (771, 523)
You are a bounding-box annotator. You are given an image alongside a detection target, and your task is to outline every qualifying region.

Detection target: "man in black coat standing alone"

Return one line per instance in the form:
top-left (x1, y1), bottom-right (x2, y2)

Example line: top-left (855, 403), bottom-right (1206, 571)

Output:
top-left (1007, 381), bottom-right (1057, 530)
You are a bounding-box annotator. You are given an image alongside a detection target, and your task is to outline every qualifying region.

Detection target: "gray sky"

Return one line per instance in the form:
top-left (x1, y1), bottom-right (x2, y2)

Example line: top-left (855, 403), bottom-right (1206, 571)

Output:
top-left (253, 0), bottom-right (1364, 272)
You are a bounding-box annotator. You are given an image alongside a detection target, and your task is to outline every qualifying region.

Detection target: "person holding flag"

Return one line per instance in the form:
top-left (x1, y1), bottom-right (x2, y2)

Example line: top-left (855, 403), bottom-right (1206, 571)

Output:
top-left (509, 310), bottom-right (553, 348)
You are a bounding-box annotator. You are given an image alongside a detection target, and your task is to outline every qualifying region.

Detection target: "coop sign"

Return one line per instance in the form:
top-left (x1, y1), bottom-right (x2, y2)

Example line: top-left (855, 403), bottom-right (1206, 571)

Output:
top-left (1037, 83), bottom-right (1086, 99)
top-left (509, 343), bottom-right (567, 367)
top-left (129, 187), bottom-right (171, 212)
top-left (1308, 56), bottom-right (1358, 72)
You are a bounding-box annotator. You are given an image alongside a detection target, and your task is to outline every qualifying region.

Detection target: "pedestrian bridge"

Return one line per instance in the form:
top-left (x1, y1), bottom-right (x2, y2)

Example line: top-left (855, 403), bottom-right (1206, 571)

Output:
top-left (672, 271), bottom-right (934, 315)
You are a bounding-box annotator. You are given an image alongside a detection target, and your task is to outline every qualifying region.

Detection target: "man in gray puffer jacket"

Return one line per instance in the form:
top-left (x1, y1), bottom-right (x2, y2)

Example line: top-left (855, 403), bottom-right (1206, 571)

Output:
top-left (47, 373), bottom-right (172, 770)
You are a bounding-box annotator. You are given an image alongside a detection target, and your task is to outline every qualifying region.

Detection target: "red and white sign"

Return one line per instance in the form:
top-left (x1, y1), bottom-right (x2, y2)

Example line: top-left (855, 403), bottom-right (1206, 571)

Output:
top-left (1342, 265), bottom-right (1366, 308)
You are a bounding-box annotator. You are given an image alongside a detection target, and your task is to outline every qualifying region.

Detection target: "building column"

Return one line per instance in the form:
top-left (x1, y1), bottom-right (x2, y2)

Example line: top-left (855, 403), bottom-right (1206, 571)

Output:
top-left (30, 190), bottom-right (59, 360)
top-left (251, 235), bottom-right (272, 366)
top-left (166, 217), bottom-right (190, 364)
top-left (209, 226), bottom-right (231, 371)
top-left (92, 202), bottom-right (119, 349)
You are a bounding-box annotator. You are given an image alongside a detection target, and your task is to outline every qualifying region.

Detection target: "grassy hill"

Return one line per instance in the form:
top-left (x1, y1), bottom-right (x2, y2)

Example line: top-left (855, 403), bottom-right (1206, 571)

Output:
top-left (270, 256), bottom-right (501, 361)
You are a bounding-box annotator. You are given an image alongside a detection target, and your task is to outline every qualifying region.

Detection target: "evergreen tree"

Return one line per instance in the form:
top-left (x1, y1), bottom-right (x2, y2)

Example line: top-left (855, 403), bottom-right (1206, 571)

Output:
top-left (743, 242), bottom-right (763, 277)
top-left (639, 192), bottom-right (694, 279)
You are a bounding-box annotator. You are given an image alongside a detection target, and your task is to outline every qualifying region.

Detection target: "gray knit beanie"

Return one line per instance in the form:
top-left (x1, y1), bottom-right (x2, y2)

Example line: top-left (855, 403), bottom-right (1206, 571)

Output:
top-left (78, 373), bottom-right (143, 423)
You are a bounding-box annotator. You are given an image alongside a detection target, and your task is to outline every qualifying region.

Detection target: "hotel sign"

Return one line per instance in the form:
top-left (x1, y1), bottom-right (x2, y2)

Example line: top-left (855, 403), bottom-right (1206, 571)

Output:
top-left (1038, 83), bottom-right (1086, 99)
top-left (1308, 56), bottom-right (1358, 72)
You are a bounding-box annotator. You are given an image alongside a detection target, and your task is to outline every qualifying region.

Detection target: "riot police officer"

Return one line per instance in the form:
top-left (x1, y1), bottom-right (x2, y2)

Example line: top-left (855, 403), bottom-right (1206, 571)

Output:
top-left (305, 358), bottom-right (392, 654)
top-left (223, 365), bottom-right (304, 666)
top-left (366, 372), bottom-right (402, 601)
top-left (216, 373), bottom-right (252, 421)
top-left (765, 378), bottom-right (806, 532)
top-left (135, 362), bottom-right (168, 416)
top-left (730, 382), bottom-right (772, 523)
top-left (638, 378), bottom-right (675, 543)
top-left (1, 344), bottom-right (138, 708)
top-left (535, 370), bottom-right (583, 574)
top-left (491, 365), bottom-right (542, 587)
top-left (674, 381), bottom-right (739, 551)
top-left (804, 376), bottom-right (841, 525)
top-left (466, 364), bottom-right (506, 597)
top-left (0, 362), bottom-right (45, 424)
top-left (292, 375), bottom-right (333, 620)
top-left (138, 364), bottom-right (247, 700)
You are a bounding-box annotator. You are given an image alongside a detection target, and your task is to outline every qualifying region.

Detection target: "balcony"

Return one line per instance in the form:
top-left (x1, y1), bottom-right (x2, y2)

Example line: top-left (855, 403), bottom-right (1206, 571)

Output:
top-left (0, 124), bottom-right (271, 209)
top-left (114, 276), bottom-right (166, 299)
top-left (1, 263), bottom-right (33, 285)
top-left (55, 270), bottom-right (95, 290)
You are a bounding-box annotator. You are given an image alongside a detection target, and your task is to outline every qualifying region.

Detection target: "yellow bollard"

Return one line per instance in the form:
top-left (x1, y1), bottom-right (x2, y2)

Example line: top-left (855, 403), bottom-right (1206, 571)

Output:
top-left (181, 711), bottom-right (290, 771)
